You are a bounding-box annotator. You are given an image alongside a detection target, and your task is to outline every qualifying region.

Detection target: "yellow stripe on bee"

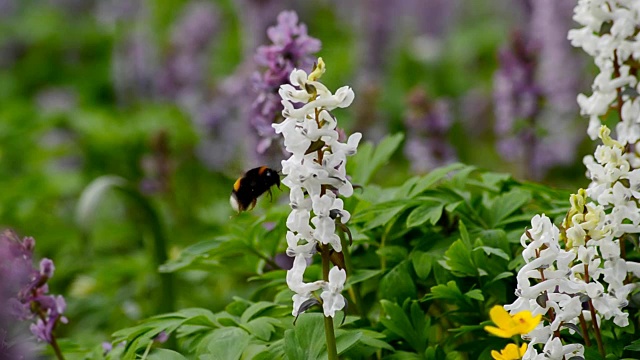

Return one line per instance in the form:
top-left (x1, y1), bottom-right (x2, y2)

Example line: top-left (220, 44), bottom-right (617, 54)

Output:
top-left (233, 177), bottom-right (242, 191)
top-left (258, 166), bottom-right (268, 175)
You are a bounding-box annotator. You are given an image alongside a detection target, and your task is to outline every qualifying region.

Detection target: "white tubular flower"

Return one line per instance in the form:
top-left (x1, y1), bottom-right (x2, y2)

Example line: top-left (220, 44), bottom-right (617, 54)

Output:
top-left (285, 231), bottom-right (316, 258)
top-left (320, 266), bottom-right (346, 318)
top-left (276, 58), bottom-right (358, 318)
top-left (286, 255), bottom-right (323, 312)
top-left (511, 2), bottom-right (640, 358)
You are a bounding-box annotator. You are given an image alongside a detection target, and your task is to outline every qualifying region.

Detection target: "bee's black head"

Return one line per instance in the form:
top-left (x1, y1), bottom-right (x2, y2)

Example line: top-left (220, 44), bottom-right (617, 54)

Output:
top-left (263, 168), bottom-right (281, 188)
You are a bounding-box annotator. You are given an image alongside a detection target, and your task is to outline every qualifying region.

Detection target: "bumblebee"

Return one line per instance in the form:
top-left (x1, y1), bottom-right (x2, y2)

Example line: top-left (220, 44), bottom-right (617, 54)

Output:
top-left (230, 166), bottom-right (281, 212)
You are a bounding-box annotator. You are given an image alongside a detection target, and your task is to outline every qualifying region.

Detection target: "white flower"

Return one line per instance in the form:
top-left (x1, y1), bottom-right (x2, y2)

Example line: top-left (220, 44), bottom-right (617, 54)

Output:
top-left (311, 194), bottom-right (342, 252)
top-left (276, 59), bottom-right (358, 317)
top-left (286, 255), bottom-right (323, 295)
top-left (285, 231), bottom-right (317, 258)
top-left (320, 266), bottom-right (346, 317)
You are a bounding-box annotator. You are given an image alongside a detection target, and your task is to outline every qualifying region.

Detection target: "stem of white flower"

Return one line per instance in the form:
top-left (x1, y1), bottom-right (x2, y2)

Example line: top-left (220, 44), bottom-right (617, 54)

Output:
top-left (578, 312), bottom-right (591, 347)
top-left (340, 233), bottom-right (363, 318)
top-left (321, 243), bottom-right (339, 360)
top-left (584, 264), bottom-right (605, 357)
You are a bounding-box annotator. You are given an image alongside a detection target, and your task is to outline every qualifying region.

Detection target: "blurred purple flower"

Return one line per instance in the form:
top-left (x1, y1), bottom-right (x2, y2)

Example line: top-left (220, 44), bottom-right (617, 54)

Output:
top-left (158, 1), bottom-right (219, 101)
top-left (493, 31), bottom-right (540, 137)
top-left (0, 231), bottom-right (67, 354)
top-left (251, 10), bottom-right (321, 155)
top-left (112, 27), bottom-right (158, 103)
top-left (493, 0), bottom-right (583, 179)
top-left (403, 88), bottom-right (457, 173)
top-left (102, 341), bottom-right (113, 355)
top-left (153, 331), bottom-right (169, 344)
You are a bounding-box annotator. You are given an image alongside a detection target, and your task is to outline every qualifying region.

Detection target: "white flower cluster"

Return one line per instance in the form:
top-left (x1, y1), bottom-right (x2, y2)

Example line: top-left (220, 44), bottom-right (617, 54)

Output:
top-left (275, 58), bottom-right (361, 318)
top-left (569, 0), bottom-right (640, 141)
top-left (506, 215), bottom-right (585, 359)
top-left (508, 1), bottom-right (640, 359)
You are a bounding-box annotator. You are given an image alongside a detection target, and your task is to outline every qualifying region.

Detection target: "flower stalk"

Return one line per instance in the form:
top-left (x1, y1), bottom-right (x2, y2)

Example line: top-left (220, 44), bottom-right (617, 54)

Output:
top-left (276, 58), bottom-right (360, 358)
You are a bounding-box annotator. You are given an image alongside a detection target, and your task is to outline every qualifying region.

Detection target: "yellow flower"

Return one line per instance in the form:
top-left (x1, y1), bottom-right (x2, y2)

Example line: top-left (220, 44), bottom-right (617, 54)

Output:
top-left (491, 343), bottom-right (527, 360)
top-left (484, 305), bottom-right (541, 338)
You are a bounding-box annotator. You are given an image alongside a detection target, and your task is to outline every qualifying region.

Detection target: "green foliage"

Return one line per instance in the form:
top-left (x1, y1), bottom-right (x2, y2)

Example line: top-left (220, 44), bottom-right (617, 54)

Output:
top-left (108, 135), bottom-right (570, 358)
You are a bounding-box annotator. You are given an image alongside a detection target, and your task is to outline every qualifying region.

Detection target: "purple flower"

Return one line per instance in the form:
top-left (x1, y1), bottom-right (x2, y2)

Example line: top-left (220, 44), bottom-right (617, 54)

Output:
top-left (0, 231), bottom-right (67, 351)
top-left (157, 1), bottom-right (219, 100)
top-left (493, 31), bottom-right (541, 137)
top-left (153, 331), bottom-right (169, 344)
top-left (0, 232), bottom-right (34, 304)
top-left (492, 0), bottom-right (584, 179)
top-left (171, 2), bottom-right (218, 53)
top-left (403, 88), bottom-right (457, 173)
top-left (102, 341), bottom-right (113, 355)
top-left (39, 259), bottom-right (55, 279)
top-left (251, 10), bottom-right (321, 155)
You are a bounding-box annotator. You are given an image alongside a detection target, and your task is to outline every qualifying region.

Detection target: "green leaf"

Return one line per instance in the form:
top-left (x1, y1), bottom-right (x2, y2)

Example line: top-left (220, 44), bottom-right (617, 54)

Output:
top-left (347, 269), bottom-right (382, 286)
top-left (358, 204), bottom-right (407, 231)
top-left (489, 271), bottom-right (513, 284)
top-left (625, 338), bottom-right (640, 351)
top-left (324, 330), bottom-right (362, 358)
top-left (490, 189), bottom-right (531, 227)
top-left (283, 313), bottom-right (325, 360)
top-left (442, 239), bottom-right (477, 277)
top-left (198, 327), bottom-right (251, 360)
top-left (240, 301), bottom-right (278, 323)
top-left (480, 172), bottom-right (512, 191)
top-left (380, 300), bottom-right (425, 353)
top-left (376, 246), bottom-right (409, 266)
top-left (411, 251), bottom-right (433, 279)
top-left (473, 246), bottom-right (510, 260)
top-left (241, 317), bottom-right (277, 341)
top-left (406, 203), bottom-right (444, 228)
top-left (378, 260), bottom-right (417, 302)
top-left (458, 221), bottom-right (472, 248)
top-left (357, 330), bottom-right (394, 351)
top-left (350, 133), bottom-right (404, 185)
top-left (409, 301), bottom-right (428, 340)
top-left (148, 349), bottom-right (188, 360)
top-left (385, 351), bottom-right (423, 360)
top-left (159, 238), bottom-right (226, 273)
top-left (408, 163), bottom-right (467, 197)
top-left (464, 289), bottom-right (484, 301)
top-left (424, 281), bottom-right (481, 305)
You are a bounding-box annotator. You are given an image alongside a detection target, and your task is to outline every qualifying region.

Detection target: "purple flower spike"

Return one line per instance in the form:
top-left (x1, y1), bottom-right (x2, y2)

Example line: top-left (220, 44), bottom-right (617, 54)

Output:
top-left (403, 88), bottom-right (457, 173)
top-left (492, 0), bottom-right (583, 179)
top-left (251, 10), bottom-right (321, 156)
top-left (1, 231), bottom-right (67, 354)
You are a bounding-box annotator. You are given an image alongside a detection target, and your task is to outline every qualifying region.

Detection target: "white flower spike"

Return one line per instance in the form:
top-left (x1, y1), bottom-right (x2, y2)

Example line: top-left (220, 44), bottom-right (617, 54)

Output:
top-left (275, 58), bottom-right (359, 318)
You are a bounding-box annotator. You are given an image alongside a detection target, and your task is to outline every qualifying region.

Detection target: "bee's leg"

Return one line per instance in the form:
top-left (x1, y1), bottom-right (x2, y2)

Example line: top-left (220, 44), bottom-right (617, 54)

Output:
top-left (267, 189), bottom-right (273, 202)
top-left (249, 198), bottom-right (257, 211)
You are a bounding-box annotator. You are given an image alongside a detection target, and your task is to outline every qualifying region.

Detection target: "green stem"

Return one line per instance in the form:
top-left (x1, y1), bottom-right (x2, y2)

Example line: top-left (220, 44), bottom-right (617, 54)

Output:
top-left (131, 191), bottom-right (175, 315)
top-left (140, 340), bottom-right (153, 360)
top-left (340, 233), bottom-right (363, 318)
top-left (321, 244), bottom-right (339, 360)
top-left (50, 335), bottom-right (65, 360)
